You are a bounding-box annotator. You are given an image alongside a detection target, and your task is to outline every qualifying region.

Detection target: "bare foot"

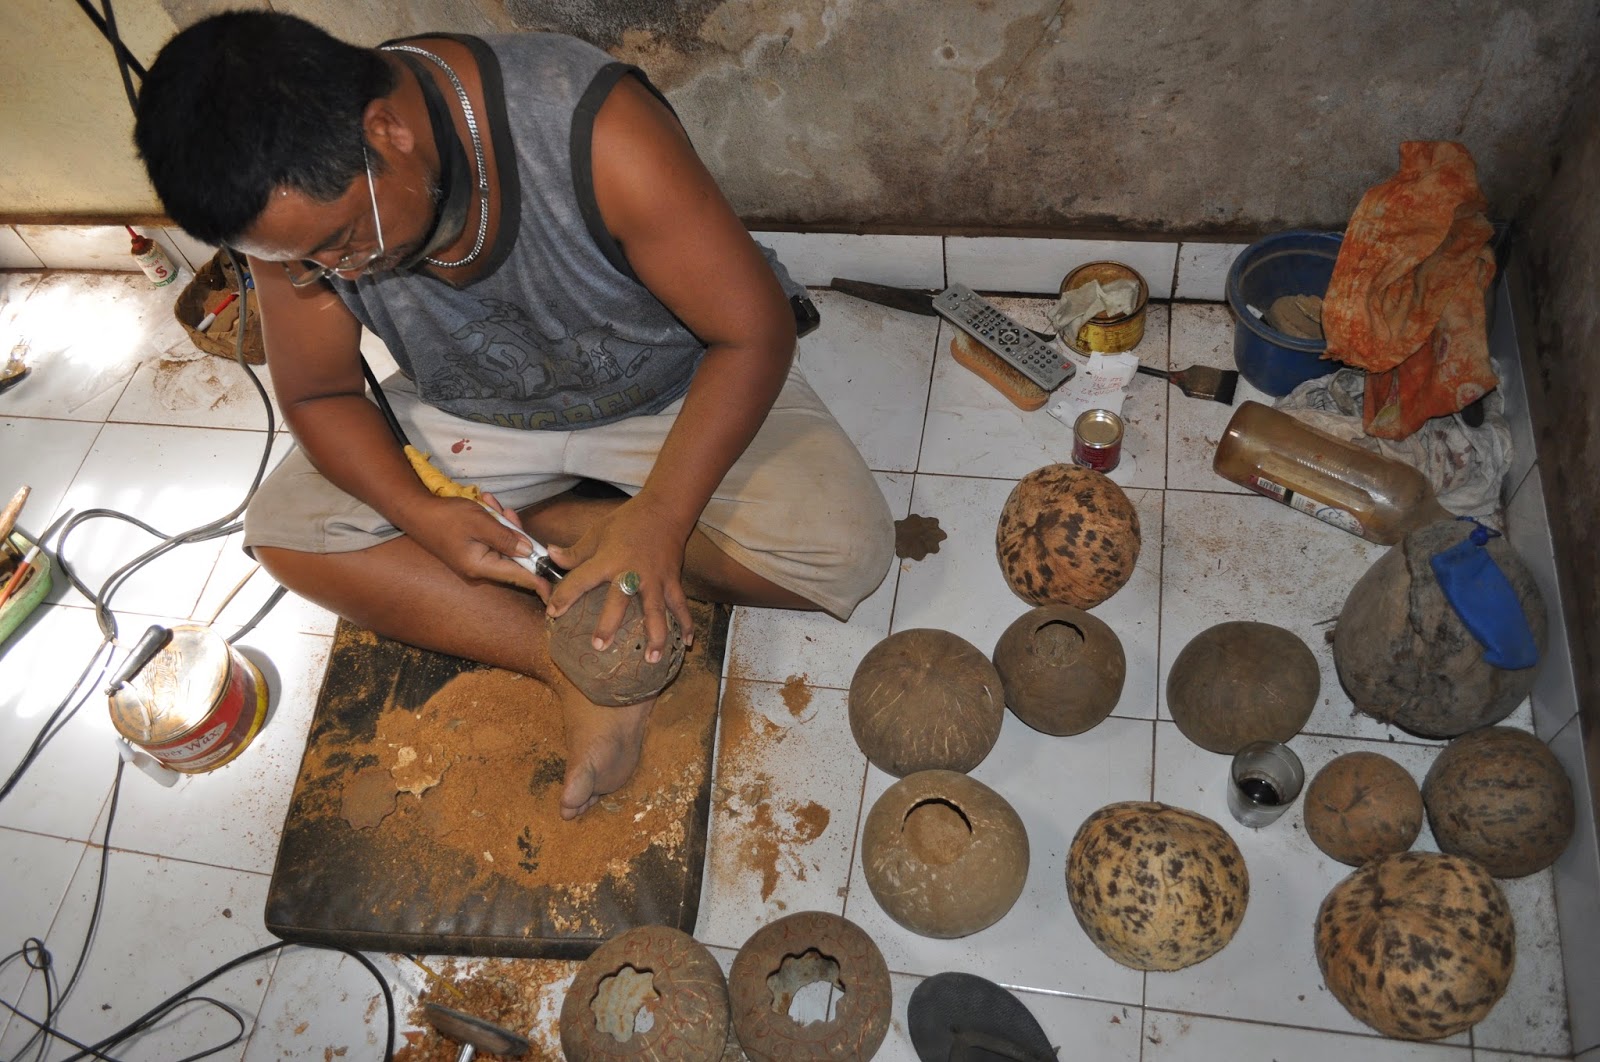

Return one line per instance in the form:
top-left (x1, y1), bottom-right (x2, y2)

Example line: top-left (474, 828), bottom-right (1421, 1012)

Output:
top-left (559, 690), bottom-right (655, 820)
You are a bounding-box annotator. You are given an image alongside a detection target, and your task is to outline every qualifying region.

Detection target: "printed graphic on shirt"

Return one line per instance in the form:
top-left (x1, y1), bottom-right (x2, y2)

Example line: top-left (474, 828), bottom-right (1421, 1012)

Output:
top-left (421, 297), bottom-right (661, 428)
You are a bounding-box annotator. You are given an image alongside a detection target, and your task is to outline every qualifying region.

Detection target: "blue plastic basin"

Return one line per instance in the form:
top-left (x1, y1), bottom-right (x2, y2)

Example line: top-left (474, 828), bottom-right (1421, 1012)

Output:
top-left (1226, 230), bottom-right (1343, 397)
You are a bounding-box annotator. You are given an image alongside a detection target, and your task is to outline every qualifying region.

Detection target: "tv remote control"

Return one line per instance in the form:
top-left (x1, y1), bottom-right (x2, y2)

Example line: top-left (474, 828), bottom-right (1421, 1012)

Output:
top-left (933, 283), bottom-right (1075, 391)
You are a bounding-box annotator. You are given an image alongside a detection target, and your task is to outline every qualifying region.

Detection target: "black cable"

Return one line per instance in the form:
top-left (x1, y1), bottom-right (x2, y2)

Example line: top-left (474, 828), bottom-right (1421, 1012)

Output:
top-left (71, 0), bottom-right (146, 81)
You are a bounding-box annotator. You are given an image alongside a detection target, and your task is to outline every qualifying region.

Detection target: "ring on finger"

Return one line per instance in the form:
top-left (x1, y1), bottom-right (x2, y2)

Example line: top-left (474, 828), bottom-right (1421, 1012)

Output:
top-left (615, 570), bottom-right (641, 596)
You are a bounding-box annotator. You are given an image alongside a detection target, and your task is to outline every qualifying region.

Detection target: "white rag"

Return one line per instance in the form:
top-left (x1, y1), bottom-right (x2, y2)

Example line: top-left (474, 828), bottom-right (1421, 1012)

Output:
top-left (1049, 278), bottom-right (1142, 343)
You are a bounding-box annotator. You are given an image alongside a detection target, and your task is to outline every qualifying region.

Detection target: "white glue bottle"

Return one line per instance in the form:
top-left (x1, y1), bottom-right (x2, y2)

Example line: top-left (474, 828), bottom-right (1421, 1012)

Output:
top-left (126, 225), bottom-right (179, 287)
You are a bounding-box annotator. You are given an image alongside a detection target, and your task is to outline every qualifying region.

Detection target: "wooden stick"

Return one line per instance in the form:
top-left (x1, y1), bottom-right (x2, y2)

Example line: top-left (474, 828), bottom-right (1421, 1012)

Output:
top-left (0, 485), bottom-right (29, 549)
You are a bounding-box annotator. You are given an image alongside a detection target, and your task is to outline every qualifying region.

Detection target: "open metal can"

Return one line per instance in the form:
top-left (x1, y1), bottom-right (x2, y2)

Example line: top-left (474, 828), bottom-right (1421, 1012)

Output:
top-left (1072, 409), bottom-right (1125, 472)
top-left (1061, 261), bottom-right (1149, 355)
top-left (108, 624), bottom-right (269, 773)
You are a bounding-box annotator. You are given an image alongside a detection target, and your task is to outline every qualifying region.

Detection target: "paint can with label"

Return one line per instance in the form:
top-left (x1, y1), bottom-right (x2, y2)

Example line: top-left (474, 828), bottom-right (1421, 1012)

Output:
top-left (1072, 409), bottom-right (1125, 472)
top-left (1061, 261), bottom-right (1149, 354)
top-left (107, 624), bottom-right (269, 773)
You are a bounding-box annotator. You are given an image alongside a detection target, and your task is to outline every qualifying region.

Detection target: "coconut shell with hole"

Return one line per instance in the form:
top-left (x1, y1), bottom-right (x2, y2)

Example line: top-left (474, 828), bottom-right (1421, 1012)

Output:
top-left (547, 582), bottom-right (685, 707)
top-left (995, 463), bottom-right (1141, 609)
top-left (1166, 621), bottom-right (1319, 754)
top-left (728, 911), bottom-right (891, 1062)
top-left (560, 924), bottom-right (729, 1061)
top-left (1066, 801), bottom-right (1248, 971)
top-left (992, 605), bottom-right (1125, 735)
top-left (848, 628), bottom-right (1003, 776)
top-left (1423, 726), bottom-right (1575, 878)
top-left (1315, 852), bottom-right (1515, 1040)
top-left (1304, 752), bottom-right (1423, 867)
top-left (861, 770), bottom-right (1029, 938)
top-left (1334, 519), bottom-right (1546, 738)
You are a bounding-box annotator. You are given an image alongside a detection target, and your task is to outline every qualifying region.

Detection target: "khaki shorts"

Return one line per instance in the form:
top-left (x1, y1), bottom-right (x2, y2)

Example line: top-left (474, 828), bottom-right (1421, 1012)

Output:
top-left (243, 362), bottom-right (894, 620)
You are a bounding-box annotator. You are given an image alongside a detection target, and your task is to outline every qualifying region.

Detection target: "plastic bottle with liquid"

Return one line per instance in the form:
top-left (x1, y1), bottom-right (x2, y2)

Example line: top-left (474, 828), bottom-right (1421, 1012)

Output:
top-left (1213, 400), bottom-right (1451, 546)
top-left (126, 225), bottom-right (178, 287)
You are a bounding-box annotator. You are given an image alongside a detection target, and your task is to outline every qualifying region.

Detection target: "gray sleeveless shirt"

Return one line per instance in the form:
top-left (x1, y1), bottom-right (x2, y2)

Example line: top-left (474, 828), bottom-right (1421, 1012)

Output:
top-left (335, 33), bottom-right (802, 431)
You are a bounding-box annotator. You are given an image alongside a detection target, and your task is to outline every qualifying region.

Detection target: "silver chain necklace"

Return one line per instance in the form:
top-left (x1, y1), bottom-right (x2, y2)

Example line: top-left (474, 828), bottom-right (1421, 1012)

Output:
top-left (381, 44), bottom-right (490, 268)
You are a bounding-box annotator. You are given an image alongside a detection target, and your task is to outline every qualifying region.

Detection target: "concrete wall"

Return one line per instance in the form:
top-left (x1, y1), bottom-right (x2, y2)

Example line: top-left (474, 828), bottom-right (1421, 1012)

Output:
top-left (4, 0), bottom-right (1597, 234)
top-left (1525, 82), bottom-right (1600, 817)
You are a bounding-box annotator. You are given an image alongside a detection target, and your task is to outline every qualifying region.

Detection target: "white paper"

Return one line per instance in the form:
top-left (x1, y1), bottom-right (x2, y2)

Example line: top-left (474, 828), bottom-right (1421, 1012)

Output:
top-left (1046, 351), bottom-right (1140, 430)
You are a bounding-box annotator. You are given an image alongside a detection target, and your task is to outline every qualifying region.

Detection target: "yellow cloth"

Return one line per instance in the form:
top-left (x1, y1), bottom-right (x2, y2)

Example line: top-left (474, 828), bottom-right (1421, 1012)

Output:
top-left (403, 445), bottom-right (481, 500)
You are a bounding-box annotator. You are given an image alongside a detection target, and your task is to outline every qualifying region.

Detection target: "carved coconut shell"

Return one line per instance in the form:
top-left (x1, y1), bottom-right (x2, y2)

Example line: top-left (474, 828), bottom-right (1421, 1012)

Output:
top-left (1423, 726), bottom-right (1575, 878)
top-left (1304, 752), bottom-right (1423, 867)
top-left (1066, 801), bottom-right (1248, 971)
top-left (547, 583), bottom-right (685, 707)
top-left (1167, 621), bottom-right (1319, 754)
top-left (560, 924), bottom-right (729, 1061)
top-left (1334, 519), bottom-right (1546, 738)
top-left (1315, 852), bottom-right (1514, 1040)
top-left (992, 605), bottom-right (1126, 735)
top-left (848, 629), bottom-right (1003, 776)
top-left (861, 770), bottom-right (1029, 938)
top-left (995, 464), bottom-right (1141, 610)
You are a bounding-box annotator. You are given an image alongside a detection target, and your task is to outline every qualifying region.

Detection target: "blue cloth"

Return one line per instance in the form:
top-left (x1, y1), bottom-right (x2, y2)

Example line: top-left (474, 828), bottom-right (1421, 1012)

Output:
top-left (1429, 517), bottom-right (1539, 670)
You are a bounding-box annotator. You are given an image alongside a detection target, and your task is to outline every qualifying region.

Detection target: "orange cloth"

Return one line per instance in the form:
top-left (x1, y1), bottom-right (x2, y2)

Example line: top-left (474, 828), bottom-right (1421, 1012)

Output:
top-left (1323, 141), bottom-right (1498, 439)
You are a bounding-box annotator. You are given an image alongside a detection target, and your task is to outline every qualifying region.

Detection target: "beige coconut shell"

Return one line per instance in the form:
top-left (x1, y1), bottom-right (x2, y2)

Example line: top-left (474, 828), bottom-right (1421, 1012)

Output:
top-left (1315, 852), bottom-right (1515, 1040)
top-left (1304, 752), bottom-right (1423, 867)
top-left (547, 583), bottom-right (685, 707)
top-left (1066, 801), bottom-right (1248, 971)
top-left (1167, 621), bottom-right (1319, 754)
top-left (992, 605), bottom-right (1126, 735)
top-left (995, 464), bottom-right (1141, 610)
top-left (1423, 726), bottom-right (1575, 878)
top-left (861, 770), bottom-right (1029, 938)
top-left (848, 629), bottom-right (1003, 776)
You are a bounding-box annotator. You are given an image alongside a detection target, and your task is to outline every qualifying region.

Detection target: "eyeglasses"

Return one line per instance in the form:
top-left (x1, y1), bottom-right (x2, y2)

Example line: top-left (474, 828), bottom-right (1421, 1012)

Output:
top-left (282, 146), bottom-right (387, 288)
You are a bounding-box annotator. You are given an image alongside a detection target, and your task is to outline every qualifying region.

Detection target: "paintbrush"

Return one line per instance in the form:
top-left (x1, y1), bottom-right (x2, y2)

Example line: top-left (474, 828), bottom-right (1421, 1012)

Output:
top-left (0, 506), bottom-right (73, 611)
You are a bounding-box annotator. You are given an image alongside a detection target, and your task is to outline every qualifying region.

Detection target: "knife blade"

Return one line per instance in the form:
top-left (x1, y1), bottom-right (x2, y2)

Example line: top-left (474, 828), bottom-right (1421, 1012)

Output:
top-left (830, 277), bottom-right (941, 316)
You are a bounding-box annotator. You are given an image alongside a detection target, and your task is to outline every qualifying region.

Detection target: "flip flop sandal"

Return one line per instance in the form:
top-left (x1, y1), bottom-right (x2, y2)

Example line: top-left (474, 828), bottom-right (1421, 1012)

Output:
top-left (908, 972), bottom-right (1058, 1062)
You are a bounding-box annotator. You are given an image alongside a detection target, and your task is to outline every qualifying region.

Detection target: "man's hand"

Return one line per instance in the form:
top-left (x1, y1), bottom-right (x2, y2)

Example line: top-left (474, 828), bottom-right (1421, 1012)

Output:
top-left (543, 493), bottom-right (695, 663)
top-left (400, 492), bottom-right (553, 597)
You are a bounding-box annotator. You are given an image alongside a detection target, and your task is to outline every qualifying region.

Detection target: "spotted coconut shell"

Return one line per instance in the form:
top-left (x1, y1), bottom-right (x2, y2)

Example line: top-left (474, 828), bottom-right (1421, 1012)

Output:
top-left (1423, 726), bottom-right (1575, 878)
top-left (1066, 801), bottom-right (1249, 971)
top-left (1166, 621), bottom-right (1319, 754)
top-left (992, 605), bottom-right (1126, 735)
top-left (995, 464), bottom-right (1141, 610)
top-left (1315, 852), bottom-right (1515, 1040)
top-left (848, 629), bottom-right (1003, 776)
top-left (1304, 752), bottom-right (1423, 867)
top-left (547, 583), bottom-right (685, 707)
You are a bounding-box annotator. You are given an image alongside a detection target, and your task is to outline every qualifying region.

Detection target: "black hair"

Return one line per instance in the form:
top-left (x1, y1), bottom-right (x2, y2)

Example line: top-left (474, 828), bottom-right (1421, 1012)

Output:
top-left (133, 11), bottom-right (396, 245)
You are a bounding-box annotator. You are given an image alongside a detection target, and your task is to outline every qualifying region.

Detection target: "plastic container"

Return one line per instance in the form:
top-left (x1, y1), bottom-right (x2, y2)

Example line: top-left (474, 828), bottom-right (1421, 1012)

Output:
top-left (1213, 401), bottom-right (1450, 545)
top-left (1226, 230), bottom-right (1343, 397)
top-left (0, 533), bottom-right (53, 647)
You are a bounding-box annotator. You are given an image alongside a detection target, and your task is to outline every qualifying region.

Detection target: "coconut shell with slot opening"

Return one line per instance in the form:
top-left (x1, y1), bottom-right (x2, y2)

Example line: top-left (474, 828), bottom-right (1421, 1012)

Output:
top-left (1334, 519), bottom-right (1546, 738)
top-left (861, 769), bottom-right (1029, 938)
top-left (992, 604), bottom-right (1126, 735)
top-left (995, 463), bottom-right (1141, 610)
top-left (560, 924), bottom-right (729, 1061)
top-left (1304, 751), bottom-right (1424, 867)
top-left (1166, 621), bottom-right (1319, 754)
top-left (1067, 801), bottom-right (1248, 971)
top-left (848, 628), bottom-right (1003, 776)
top-left (547, 582), bottom-right (685, 707)
top-left (1423, 726), bottom-right (1575, 878)
top-left (1315, 852), bottom-right (1514, 1040)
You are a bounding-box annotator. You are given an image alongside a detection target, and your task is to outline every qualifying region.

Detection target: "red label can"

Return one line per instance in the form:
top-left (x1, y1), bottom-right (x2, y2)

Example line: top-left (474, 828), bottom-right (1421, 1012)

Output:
top-left (1072, 409), bottom-right (1125, 472)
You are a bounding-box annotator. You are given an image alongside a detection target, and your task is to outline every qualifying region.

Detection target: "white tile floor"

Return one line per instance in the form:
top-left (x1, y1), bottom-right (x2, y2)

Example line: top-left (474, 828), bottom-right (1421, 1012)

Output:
top-left (0, 271), bottom-right (1574, 1060)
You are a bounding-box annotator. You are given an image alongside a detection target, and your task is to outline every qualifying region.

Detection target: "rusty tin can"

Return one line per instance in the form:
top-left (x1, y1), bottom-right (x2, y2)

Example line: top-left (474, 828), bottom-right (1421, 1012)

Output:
top-left (1072, 409), bottom-right (1125, 472)
top-left (108, 624), bottom-right (269, 773)
top-left (1061, 261), bottom-right (1149, 355)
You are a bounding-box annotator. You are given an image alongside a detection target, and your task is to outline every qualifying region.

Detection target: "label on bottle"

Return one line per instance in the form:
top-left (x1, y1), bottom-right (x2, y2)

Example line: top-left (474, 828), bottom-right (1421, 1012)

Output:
top-left (133, 246), bottom-right (178, 288)
top-left (1244, 475), bottom-right (1363, 536)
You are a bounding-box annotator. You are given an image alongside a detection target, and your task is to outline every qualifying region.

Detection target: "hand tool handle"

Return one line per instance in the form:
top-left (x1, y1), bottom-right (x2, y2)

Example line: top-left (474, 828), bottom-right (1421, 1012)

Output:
top-left (106, 624), bottom-right (173, 694)
top-left (0, 485), bottom-right (30, 546)
top-left (1135, 364), bottom-right (1172, 381)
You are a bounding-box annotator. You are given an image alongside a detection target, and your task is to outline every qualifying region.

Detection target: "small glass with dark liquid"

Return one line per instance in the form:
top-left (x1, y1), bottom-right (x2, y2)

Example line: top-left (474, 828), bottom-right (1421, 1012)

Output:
top-left (1227, 741), bottom-right (1305, 828)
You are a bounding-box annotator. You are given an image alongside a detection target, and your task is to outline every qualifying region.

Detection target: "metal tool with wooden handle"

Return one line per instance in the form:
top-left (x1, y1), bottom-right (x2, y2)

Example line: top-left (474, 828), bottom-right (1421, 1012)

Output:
top-left (0, 485), bottom-right (30, 549)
